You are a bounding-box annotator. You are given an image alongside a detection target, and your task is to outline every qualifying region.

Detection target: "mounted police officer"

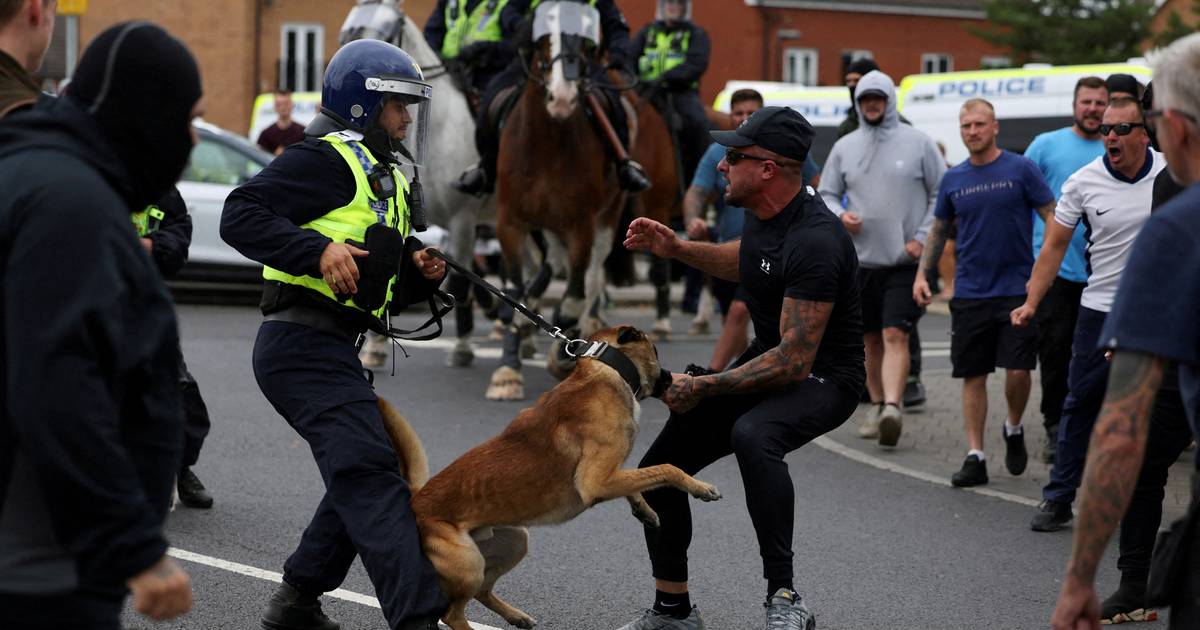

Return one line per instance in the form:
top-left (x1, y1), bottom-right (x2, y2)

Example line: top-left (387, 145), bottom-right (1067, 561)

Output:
top-left (632, 0), bottom-right (711, 185)
top-left (423, 0), bottom-right (514, 105)
top-left (453, 0), bottom-right (652, 196)
top-left (221, 38), bottom-right (449, 630)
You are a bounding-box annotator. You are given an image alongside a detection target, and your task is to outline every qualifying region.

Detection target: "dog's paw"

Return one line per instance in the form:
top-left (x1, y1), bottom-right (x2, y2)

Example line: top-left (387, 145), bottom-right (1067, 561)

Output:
top-left (631, 504), bottom-right (661, 529)
top-left (505, 611), bottom-right (537, 629)
top-left (691, 482), bottom-right (722, 502)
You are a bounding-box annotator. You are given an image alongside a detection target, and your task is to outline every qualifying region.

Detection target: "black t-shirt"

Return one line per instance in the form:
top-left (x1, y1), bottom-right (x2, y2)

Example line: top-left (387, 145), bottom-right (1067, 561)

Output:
top-left (739, 187), bottom-right (865, 395)
top-left (256, 121), bottom-right (306, 154)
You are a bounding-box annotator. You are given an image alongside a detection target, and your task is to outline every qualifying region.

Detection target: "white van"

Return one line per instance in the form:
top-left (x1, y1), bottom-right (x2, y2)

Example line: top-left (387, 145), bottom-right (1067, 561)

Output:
top-left (246, 91), bottom-right (322, 144)
top-left (896, 62), bottom-right (1151, 164)
top-left (712, 82), bottom-right (850, 165)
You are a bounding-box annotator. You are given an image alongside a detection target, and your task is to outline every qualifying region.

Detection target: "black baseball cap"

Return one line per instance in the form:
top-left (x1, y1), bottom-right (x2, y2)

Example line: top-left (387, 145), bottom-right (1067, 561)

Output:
top-left (710, 106), bottom-right (815, 162)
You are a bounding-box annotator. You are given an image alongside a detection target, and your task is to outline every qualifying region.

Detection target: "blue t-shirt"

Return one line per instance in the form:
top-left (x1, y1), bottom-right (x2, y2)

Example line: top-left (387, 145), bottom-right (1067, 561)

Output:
top-left (934, 150), bottom-right (1056, 299)
top-left (692, 143), bottom-right (820, 243)
top-left (1099, 182), bottom-right (1200, 467)
top-left (1024, 127), bottom-right (1102, 284)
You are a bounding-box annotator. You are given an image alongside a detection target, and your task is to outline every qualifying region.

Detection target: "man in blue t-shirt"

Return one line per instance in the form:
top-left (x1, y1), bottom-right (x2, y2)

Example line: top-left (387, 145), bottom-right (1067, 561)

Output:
top-left (685, 89), bottom-right (818, 371)
top-left (914, 98), bottom-right (1056, 487)
top-left (1051, 34), bottom-right (1200, 630)
top-left (1022, 76), bottom-right (1109, 464)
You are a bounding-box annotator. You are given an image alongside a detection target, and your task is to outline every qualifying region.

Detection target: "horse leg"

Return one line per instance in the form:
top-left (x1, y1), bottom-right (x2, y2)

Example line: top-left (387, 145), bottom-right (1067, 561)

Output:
top-left (486, 219), bottom-right (529, 401)
top-left (446, 206), bottom-right (478, 367)
top-left (649, 253), bottom-right (672, 341)
top-left (581, 215), bottom-right (615, 336)
top-left (546, 224), bottom-right (593, 381)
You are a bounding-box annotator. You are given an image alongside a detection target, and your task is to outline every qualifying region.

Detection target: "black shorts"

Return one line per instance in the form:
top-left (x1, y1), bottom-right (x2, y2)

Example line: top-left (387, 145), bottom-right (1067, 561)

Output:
top-left (711, 276), bottom-right (748, 317)
top-left (859, 265), bottom-right (924, 333)
top-left (949, 296), bottom-right (1037, 378)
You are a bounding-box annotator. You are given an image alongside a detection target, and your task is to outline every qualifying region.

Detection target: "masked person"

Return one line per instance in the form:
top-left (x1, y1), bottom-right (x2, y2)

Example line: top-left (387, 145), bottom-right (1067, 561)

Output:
top-left (632, 0), bottom-right (710, 186)
top-left (0, 21), bottom-right (201, 629)
top-left (453, 0), bottom-right (651, 196)
top-left (221, 39), bottom-right (450, 630)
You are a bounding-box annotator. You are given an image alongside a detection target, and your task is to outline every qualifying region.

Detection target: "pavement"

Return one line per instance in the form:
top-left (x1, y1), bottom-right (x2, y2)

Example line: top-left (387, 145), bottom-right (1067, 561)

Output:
top-left (592, 274), bottom-right (1195, 520)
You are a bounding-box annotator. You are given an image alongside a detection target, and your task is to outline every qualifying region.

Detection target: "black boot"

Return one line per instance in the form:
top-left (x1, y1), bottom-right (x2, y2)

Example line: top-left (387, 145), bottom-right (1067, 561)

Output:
top-left (177, 467), bottom-right (213, 509)
top-left (453, 164), bottom-right (493, 195)
top-left (619, 159), bottom-right (652, 192)
top-left (261, 582), bottom-right (340, 630)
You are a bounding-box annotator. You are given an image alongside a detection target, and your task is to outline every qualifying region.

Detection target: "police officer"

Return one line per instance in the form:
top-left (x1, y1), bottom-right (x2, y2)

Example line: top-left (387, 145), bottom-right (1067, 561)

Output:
top-left (453, 0), bottom-right (651, 196)
top-left (423, 0), bottom-right (515, 100)
top-left (133, 188), bottom-right (216, 509)
top-left (221, 39), bottom-right (448, 630)
top-left (632, 0), bottom-right (710, 185)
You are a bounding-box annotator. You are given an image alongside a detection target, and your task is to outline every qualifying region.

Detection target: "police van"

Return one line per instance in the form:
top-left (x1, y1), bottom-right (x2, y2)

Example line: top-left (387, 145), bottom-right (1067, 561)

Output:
top-left (712, 82), bottom-right (849, 165)
top-left (896, 62), bottom-right (1151, 164)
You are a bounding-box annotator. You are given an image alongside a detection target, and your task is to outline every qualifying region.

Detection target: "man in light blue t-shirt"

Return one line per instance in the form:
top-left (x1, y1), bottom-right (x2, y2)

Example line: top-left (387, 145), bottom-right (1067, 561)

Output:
top-left (1021, 75), bottom-right (1108, 464)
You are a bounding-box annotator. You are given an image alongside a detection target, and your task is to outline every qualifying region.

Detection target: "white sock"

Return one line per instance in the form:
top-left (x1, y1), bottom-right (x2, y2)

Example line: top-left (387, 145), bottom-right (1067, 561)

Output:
top-left (968, 449), bottom-right (985, 461)
top-left (1005, 420), bottom-right (1023, 436)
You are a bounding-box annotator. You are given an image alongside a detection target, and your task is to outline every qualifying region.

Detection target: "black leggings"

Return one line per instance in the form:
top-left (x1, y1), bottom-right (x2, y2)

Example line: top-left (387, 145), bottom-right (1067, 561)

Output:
top-left (638, 374), bottom-right (858, 583)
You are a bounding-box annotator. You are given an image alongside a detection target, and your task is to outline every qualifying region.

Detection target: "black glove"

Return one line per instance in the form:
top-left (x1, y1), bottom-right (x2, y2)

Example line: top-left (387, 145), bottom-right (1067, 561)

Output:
top-left (685, 363), bottom-right (718, 377)
top-left (457, 41), bottom-right (495, 64)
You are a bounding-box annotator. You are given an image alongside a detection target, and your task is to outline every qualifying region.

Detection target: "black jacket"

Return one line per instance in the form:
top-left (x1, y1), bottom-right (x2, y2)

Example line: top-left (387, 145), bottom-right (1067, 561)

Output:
top-left (631, 20), bottom-right (710, 92)
top-left (146, 187), bottom-right (192, 278)
top-left (0, 97), bottom-right (183, 596)
top-left (220, 136), bottom-right (441, 317)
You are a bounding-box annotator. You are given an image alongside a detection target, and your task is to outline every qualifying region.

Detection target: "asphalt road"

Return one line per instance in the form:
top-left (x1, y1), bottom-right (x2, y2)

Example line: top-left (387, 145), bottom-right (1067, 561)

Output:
top-left (121, 303), bottom-right (1118, 630)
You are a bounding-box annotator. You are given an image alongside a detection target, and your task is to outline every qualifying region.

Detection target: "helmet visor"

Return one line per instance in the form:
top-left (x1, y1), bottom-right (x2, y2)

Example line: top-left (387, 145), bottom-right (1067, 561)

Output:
top-left (656, 0), bottom-right (691, 21)
top-left (368, 78), bottom-right (432, 166)
top-left (339, 2), bottom-right (402, 45)
top-left (532, 1), bottom-right (602, 47)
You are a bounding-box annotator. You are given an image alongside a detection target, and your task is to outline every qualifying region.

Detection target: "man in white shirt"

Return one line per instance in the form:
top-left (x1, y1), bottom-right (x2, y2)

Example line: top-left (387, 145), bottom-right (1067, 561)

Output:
top-left (1011, 97), bottom-right (1165, 534)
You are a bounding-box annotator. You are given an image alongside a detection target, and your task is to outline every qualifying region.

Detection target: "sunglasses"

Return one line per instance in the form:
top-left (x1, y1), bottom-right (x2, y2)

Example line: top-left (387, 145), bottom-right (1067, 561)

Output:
top-left (724, 148), bottom-right (772, 166)
top-left (1099, 122), bottom-right (1146, 136)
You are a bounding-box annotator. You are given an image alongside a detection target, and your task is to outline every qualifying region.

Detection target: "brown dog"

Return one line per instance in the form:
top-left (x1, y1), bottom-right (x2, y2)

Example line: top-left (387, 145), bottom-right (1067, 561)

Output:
top-left (379, 325), bottom-right (721, 630)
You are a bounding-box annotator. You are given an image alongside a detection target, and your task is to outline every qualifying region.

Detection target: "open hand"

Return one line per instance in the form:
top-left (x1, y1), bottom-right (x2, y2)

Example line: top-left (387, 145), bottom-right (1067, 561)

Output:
top-left (624, 218), bottom-right (680, 258)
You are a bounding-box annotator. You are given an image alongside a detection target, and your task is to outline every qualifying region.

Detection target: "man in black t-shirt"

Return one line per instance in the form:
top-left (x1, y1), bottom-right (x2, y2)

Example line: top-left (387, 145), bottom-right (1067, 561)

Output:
top-left (619, 106), bottom-right (864, 630)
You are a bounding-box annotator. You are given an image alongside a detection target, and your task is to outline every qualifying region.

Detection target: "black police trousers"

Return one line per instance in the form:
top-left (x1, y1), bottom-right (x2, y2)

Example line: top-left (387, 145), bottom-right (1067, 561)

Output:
top-left (252, 321), bottom-right (447, 628)
top-left (178, 350), bottom-right (210, 470)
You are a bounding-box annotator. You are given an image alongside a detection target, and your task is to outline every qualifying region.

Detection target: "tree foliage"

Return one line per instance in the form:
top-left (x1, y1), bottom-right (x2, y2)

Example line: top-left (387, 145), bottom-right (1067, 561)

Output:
top-left (967, 0), bottom-right (1158, 65)
top-left (1153, 0), bottom-right (1200, 49)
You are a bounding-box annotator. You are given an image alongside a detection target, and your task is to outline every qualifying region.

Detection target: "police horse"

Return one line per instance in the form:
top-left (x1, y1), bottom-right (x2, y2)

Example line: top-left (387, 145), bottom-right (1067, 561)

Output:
top-left (484, 1), bottom-right (631, 400)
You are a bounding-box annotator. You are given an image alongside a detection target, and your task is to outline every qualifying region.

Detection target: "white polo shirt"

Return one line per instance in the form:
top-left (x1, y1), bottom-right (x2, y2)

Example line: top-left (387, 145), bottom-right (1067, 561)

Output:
top-left (1055, 149), bottom-right (1165, 312)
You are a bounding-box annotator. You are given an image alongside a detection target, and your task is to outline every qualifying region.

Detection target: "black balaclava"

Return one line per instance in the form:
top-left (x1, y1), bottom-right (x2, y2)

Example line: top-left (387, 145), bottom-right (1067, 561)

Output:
top-left (846, 58), bottom-right (880, 103)
top-left (67, 22), bottom-right (202, 209)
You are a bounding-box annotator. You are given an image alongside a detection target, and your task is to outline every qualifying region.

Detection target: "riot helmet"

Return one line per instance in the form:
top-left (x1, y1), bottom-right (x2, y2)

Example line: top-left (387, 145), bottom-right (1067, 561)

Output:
top-left (656, 0), bottom-right (691, 23)
top-left (531, 0), bottom-right (603, 81)
top-left (339, 0), bottom-right (404, 46)
top-left (321, 38), bottom-right (432, 165)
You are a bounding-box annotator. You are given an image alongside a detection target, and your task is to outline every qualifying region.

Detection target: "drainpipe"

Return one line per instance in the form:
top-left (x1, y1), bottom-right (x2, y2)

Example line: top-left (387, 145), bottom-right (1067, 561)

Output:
top-left (252, 0), bottom-right (263, 134)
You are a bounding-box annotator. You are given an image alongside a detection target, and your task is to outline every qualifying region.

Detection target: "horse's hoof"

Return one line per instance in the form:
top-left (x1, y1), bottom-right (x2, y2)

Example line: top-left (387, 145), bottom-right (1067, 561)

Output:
top-left (486, 366), bottom-right (525, 401)
top-left (446, 339), bottom-right (474, 368)
top-left (651, 319), bottom-right (671, 342)
top-left (360, 350), bottom-right (388, 369)
top-left (687, 319), bottom-right (710, 336)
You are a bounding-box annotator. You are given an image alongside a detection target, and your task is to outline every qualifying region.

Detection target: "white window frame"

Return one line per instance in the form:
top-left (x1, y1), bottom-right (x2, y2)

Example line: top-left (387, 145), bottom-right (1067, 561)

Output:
top-left (844, 49), bottom-right (873, 63)
top-left (782, 48), bottom-right (818, 86)
top-left (280, 23), bottom-right (324, 92)
top-left (921, 53), bottom-right (953, 74)
top-left (980, 55), bottom-right (1013, 70)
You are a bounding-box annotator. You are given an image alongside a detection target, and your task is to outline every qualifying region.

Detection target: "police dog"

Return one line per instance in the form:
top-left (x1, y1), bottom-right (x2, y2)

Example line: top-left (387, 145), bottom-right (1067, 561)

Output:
top-left (378, 325), bottom-right (722, 630)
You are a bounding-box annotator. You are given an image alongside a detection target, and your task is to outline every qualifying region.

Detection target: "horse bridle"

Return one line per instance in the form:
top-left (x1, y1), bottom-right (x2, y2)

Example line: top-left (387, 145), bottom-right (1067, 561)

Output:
top-left (394, 12), bottom-right (450, 81)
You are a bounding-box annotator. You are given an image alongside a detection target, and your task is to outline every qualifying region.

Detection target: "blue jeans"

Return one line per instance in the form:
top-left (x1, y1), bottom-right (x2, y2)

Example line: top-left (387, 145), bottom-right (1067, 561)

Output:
top-left (1042, 307), bottom-right (1109, 505)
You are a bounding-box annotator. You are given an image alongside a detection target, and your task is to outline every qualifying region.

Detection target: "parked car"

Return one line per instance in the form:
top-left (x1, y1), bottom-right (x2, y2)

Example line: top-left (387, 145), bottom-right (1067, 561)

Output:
top-left (176, 120), bottom-right (271, 284)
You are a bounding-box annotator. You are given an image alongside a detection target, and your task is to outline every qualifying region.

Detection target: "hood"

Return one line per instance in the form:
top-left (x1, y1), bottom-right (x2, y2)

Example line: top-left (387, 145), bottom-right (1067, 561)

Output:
top-left (64, 22), bottom-right (202, 210)
top-left (853, 70), bottom-right (899, 130)
top-left (0, 96), bottom-right (135, 204)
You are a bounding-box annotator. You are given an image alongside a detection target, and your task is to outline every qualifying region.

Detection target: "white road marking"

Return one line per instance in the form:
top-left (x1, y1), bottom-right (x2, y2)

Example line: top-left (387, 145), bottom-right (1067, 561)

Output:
top-left (811, 436), bottom-right (1040, 507)
top-left (167, 548), bottom-right (505, 630)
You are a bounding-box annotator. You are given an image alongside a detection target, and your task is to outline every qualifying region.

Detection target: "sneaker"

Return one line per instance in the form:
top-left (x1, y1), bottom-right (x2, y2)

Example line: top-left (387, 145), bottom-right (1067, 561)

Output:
top-left (877, 403), bottom-right (903, 447)
top-left (857, 403), bottom-right (882, 439)
top-left (1030, 500), bottom-right (1073, 532)
top-left (1003, 427), bottom-right (1028, 475)
top-left (177, 468), bottom-right (213, 509)
top-left (903, 377), bottom-right (926, 411)
top-left (261, 582), bottom-right (340, 630)
top-left (615, 606), bottom-right (705, 630)
top-left (950, 455), bottom-right (988, 487)
top-left (1100, 582), bottom-right (1157, 624)
top-left (688, 319), bottom-right (710, 335)
top-left (619, 160), bottom-right (653, 193)
top-left (764, 588), bottom-right (815, 630)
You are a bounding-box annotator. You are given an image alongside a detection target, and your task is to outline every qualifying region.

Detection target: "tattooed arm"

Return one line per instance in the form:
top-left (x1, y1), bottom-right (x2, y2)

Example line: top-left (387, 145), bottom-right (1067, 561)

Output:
top-left (1035, 199), bottom-right (1057, 223)
top-left (662, 297), bottom-right (831, 411)
top-left (1050, 350), bottom-right (1164, 630)
top-left (912, 218), bottom-right (947, 307)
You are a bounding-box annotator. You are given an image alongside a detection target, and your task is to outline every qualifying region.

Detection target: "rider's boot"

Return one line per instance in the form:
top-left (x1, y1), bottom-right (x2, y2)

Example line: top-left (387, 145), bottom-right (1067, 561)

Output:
top-left (619, 159), bottom-right (652, 193)
top-left (453, 163), bottom-right (492, 195)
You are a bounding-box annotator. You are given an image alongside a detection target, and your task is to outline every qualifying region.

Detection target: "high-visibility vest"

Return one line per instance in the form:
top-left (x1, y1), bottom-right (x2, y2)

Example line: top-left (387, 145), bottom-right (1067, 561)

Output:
top-left (441, 0), bottom-right (510, 59)
top-left (131, 204), bottom-right (165, 237)
top-left (261, 132), bottom-right (410, 319)
top-left (638, 26), bottom-right (695, 89)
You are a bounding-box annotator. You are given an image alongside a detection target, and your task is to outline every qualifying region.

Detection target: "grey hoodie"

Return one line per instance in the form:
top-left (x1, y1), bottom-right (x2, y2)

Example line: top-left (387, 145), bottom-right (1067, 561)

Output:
top-left (818, 70), bottom-right (945, 268)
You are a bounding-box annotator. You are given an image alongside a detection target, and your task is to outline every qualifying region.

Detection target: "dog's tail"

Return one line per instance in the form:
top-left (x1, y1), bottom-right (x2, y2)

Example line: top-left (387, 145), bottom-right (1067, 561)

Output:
top-left (377, 398), bottom-right (430, 491)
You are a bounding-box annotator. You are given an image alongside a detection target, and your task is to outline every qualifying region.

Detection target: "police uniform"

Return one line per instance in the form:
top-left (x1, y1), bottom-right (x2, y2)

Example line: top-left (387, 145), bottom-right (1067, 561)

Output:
top-left (632, 11), bottom-right (711, 184)
top-left (221, 40), bottom-right (447, 630)
top-left (423, 0), bottom-right (515, 95)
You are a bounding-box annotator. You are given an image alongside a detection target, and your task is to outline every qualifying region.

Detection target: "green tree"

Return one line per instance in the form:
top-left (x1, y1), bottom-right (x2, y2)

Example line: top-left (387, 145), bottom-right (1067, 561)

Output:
top-left (967, 0), bottom-right (1158, 65)
top-left (1153, 0), bottom-right (1200, 48)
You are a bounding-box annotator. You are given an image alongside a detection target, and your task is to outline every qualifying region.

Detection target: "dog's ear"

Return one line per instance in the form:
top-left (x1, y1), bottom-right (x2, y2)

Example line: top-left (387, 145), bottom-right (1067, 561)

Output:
top-left (617, 326), bottom-right (645, 345)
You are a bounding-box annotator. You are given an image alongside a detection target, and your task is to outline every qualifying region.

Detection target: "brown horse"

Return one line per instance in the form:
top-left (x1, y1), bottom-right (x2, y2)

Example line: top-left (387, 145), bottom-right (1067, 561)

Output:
top-left (486, 8), bottom-right (626, 401)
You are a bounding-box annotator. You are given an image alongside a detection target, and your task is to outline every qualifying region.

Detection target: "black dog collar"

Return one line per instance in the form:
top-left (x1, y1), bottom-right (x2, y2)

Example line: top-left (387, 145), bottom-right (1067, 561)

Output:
top-left (573, 340), bottom-right (669, 398)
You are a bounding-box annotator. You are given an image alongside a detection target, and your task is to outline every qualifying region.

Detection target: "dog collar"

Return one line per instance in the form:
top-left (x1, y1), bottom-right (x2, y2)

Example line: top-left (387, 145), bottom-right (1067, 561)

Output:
top-left (572, 340), bottom-right (648, 398)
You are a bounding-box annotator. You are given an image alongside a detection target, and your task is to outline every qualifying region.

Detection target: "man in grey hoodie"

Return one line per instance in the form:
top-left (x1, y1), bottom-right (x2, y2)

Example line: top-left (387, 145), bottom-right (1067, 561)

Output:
top-left (819, 70), bottom-right (946, 447)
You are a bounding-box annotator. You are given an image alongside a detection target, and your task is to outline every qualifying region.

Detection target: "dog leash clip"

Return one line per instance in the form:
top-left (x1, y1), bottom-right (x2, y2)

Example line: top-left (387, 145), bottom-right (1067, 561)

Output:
top-left (566, 340), bottom-right (607, 359)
